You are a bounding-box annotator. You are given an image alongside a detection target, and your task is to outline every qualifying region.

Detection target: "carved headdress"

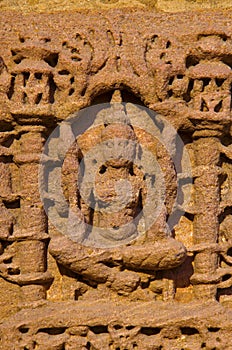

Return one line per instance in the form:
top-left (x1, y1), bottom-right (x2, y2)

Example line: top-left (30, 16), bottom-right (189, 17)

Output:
top-left (101, 90), bottom-right (136, 141)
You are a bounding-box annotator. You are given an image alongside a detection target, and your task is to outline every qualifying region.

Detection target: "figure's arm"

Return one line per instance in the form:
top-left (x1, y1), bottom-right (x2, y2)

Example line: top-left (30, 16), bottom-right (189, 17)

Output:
top-left (61, 141), bottom-right (88, 242)
top-left (62, 141), bottom-right (80, 206)
top-left (140, 168), bottom-right (169, 241)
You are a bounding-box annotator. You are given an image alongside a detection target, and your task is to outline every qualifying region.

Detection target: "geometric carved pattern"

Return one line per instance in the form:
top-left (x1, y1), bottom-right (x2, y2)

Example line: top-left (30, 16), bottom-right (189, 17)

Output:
top-left (0, 8), bottom-right (232, 349)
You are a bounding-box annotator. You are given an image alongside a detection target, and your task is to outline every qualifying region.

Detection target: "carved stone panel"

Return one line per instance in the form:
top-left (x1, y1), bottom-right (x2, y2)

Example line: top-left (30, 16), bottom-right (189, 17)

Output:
top-left (0, 9), bottom-right (232, 350)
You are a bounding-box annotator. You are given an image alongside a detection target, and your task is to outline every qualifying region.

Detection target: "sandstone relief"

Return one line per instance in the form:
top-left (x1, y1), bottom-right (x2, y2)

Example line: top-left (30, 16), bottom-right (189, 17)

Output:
top-left (0, 9), bottom-right (232, 350)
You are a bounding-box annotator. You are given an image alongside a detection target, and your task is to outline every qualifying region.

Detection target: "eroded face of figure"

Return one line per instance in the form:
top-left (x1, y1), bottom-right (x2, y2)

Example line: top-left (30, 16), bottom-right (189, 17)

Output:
top-left (101, 123), bottom-right (137, 168)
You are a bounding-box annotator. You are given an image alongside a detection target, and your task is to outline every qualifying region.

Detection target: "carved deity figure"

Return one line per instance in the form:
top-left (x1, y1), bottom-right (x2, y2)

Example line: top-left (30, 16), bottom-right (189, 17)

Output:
top-left (50, 103), bottom-right (187, 294)
top-left (76, 108), bottom-right (145, 247)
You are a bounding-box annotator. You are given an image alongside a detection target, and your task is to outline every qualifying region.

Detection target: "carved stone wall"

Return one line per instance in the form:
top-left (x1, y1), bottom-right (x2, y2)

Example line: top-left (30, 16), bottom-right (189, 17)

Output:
top-left (0, 8), bottom-right (232, 350)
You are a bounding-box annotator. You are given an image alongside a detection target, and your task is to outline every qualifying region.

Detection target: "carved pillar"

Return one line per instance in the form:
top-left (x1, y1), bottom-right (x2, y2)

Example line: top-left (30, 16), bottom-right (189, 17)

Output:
top-left (14, 126), bottom-right (52, 303)
top-left (191, 127), bottom-right (222, 300)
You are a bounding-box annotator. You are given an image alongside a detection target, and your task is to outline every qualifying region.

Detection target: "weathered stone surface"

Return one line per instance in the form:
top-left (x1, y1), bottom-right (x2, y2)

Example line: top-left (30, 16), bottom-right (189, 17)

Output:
top-left (1, 300), bottom-right (232, 349)
top-left (0, 7), bottom-right (232, 350)
top-left (1, 0), bottom-right (232, 12)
